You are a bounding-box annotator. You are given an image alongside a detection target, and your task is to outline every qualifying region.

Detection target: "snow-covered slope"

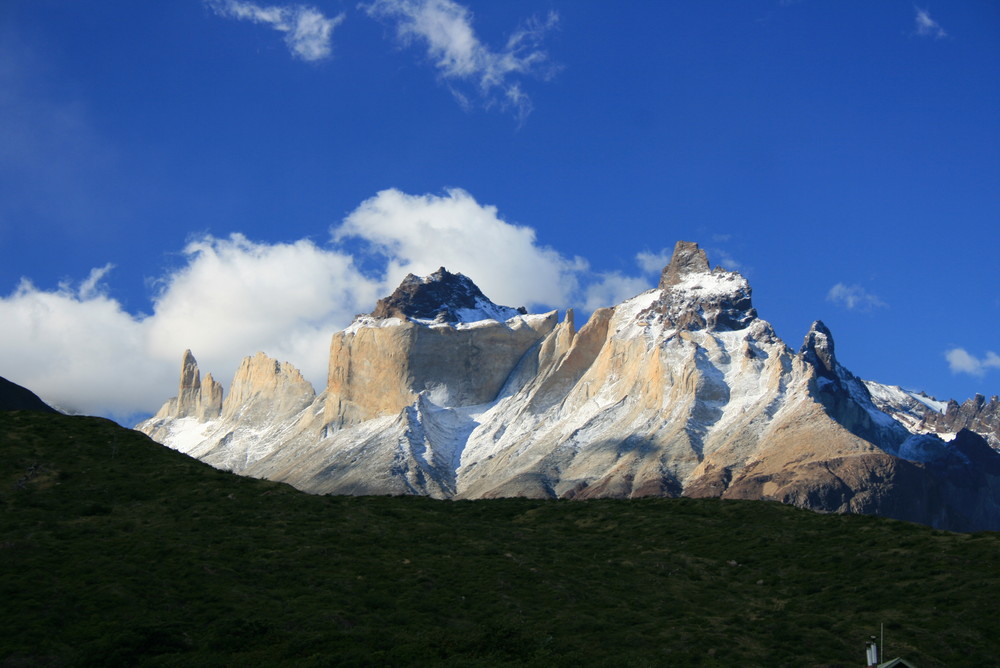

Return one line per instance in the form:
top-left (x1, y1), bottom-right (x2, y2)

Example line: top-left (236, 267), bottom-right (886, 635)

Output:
top-left (864, 381), bottom-right (948, 435)
top-left (864, 380), bottom-right (1000, 451)
top-left (137, 242), bottom-right (1000, 531)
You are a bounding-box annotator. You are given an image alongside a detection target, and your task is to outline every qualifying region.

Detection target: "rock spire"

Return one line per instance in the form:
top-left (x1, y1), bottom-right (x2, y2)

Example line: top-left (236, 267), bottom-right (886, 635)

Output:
top-left (658, 240), bottom-right (711, 288)
top-left (154, 350), bottom-right (223, 421)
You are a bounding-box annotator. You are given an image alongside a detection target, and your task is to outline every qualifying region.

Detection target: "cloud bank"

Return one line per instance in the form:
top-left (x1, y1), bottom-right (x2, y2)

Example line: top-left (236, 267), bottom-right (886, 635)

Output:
top-left (335, 188), bottom-right (585, 309)
top-left (946, 348), bottom-right (1000, 377)
top-left (208, 0), bottom-right (345, 61)
top-left (363, 0), bottom-right (559, 118)
top-left (2, 188), bottom-right (651, 421)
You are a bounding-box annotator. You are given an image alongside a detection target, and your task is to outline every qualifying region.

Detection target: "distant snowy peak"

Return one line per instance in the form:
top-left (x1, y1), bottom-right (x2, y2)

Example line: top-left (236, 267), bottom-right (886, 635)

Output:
top-left (634, 241), bottom-right (757, 332)
top-left (866, 380), bottom-right (1000, 449)
top-left (369, 267), bottom-right (527, 325)
top-left (865, 382), bottom-right (946, 417)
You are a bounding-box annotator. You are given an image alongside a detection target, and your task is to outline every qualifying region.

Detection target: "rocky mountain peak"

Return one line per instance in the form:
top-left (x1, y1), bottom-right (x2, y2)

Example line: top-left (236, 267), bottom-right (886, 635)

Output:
top-left (221, 352), bottom-right (315, 421)
top-left (800, 320), bottom-right (837, 376)
top-left (637, 241), bottom-right (756, 331)
top-left (658, 240), bottom-right (711, 288)
top-left (370, 267), bottom-right (526, 323)
top-left (178, 349), bottom-right (201, 408)
top-left (154, 350), bottom-right (224, 421)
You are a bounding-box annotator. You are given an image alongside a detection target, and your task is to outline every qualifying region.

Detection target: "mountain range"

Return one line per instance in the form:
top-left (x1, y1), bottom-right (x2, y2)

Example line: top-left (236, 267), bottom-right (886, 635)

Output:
top-left (137, 241), bottom-right (1000, 531)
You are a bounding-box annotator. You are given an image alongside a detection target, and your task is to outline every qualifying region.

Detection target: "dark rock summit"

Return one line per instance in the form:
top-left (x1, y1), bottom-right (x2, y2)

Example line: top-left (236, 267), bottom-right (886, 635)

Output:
top-left (370, 267), bottom-right (526, 322)
top-left (800, 320), bottom-right (837, 378)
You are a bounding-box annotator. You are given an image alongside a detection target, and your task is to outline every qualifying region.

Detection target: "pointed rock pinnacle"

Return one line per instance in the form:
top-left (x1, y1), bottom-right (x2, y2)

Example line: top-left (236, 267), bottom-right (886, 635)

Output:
top-left (658, 241), bottom-right (711, 289)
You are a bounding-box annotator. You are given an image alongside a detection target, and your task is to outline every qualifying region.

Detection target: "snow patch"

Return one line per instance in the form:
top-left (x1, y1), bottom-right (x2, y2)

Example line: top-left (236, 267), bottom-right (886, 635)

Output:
top-left (670, 271), bottom-right (748, 300)
top-left (344, 316), bottom-right (404, 334)
top-left (611, 289), bottom-right (663, 338)
top-left (162, 417), bottom-right (217, 455)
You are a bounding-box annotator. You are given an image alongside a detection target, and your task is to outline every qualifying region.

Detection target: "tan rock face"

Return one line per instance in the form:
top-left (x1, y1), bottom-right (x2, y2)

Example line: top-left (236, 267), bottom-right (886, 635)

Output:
top-left (153, 350), bottom-right (223, 422)
top-left (223, 352), bottom-right (316, 423)
top-left (325, 314), bottom-right (557, 425)
top-left (177, 349), bottom-right (201, 416)
top-left (197, 373), bottom-right (224, 422)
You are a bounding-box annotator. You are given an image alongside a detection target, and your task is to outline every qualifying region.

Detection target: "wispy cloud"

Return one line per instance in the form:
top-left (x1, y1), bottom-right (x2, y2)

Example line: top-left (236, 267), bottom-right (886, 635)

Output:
top-left (827, 283), bottom-right (888, 311)
top-left (945, 348), bottom-right (1000, 376)
top-left (914, 8), bottom-right (947, 39)
top-left (363, 0), bottom-right (559, 119)
top-left (207, 0), bottom-right (345, 61)
top-left (707, 247), bottom-right (746, 273)
top-left (636, 249), bottom-right (672, 276)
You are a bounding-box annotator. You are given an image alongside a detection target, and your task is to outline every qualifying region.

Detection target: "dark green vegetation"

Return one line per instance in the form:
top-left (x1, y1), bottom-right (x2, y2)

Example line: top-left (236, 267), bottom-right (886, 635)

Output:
top-left (2, 411), bottom-right (998, 667)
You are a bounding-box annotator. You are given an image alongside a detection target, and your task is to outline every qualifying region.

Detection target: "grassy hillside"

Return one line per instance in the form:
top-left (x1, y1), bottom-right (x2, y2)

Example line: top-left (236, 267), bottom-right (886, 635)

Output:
top-left (2, 410), bottom-right (998, 667)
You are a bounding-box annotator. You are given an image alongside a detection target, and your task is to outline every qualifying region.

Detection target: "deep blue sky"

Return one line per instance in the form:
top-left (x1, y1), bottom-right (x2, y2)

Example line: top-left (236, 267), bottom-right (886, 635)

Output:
top-left (1, 0), bottom-right (998, 421)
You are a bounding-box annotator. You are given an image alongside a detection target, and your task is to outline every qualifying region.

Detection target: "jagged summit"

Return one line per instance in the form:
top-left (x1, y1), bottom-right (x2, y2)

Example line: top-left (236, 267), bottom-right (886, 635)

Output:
top-left (637, 241), bottom-right (756, 331)
top-left (800, 320), bottom-right (836, 376)
top-left (370, 267), bottom-right (527, 323)
top-left (153, 350), bottom-right (223, 422)
top-left (658, 240), bottom-right (712, 288)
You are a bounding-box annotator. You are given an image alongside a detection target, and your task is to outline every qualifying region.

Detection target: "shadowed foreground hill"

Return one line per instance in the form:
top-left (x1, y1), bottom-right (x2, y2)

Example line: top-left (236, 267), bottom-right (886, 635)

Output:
top-left (0, 376), bottom-right (57, 413)
top-left (2, 411), bottom-right (999, 667)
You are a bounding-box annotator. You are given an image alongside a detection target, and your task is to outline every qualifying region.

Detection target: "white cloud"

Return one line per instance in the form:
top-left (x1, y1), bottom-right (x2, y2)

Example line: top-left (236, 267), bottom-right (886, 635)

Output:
top-left (0, 273), bottom-right (169, 422)
top-left (914, 8), bottom-right (947, 39)
top-left (636, 249), bottom-right (672, 276)
top-left (146, 234), bottom-right (381, 390)
top-left (335, 187), bottom-right (586, 310)
top-left (945, 348), bottom-right (1000, 377)
top-left (826, 283), bottom-right (887, 311)
top-left (0, 235), bottom-right (378, 421)
top-left (208, 0), bottom-right (345, 61)
top-left (363, 0), bottom-right (559, 118)
top-left (583, 273), bottom-right (651, 312)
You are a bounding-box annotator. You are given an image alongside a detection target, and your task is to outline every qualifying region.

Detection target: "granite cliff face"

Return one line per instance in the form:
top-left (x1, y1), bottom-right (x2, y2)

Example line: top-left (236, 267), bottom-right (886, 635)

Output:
top-left (151, 350), bottom-right (223, 423)
top-left (137, 242), bottom-right (1000, 531)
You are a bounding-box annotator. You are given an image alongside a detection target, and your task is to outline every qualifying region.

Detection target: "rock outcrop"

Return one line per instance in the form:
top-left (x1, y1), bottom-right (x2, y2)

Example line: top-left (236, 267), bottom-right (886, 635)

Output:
top-left (137, 241), bottom-right (1000, 531)
top-left (927, 394), bottom-right (1000, 448)
top-left (149, 350), bottom-right (223, 424)
top-left (0, 376), bottom-right (58, 413)
top-left (371, 267), bottom-right (526, 322)
top-left (864, 382), bottom-right (1000, 451)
